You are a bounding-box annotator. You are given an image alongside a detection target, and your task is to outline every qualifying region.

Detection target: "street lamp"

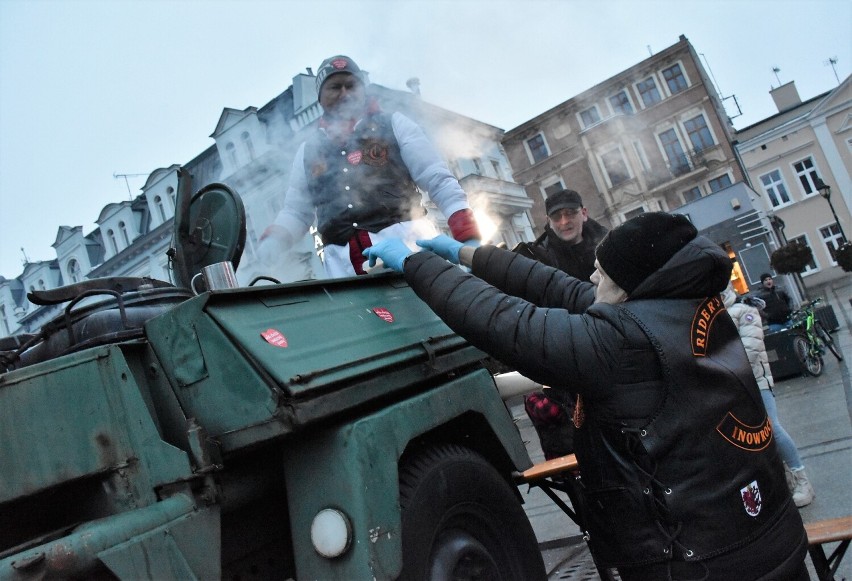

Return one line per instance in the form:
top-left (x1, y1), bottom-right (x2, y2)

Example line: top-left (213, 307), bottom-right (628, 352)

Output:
top-left (816, 179), bottom-right (847, 241)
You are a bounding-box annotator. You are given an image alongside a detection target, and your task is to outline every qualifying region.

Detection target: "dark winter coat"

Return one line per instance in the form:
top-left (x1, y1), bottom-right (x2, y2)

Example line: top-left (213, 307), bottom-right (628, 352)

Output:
top-left (401, 240), bottom-right (806, 576)
top-left (756, 286), bottom-right (793, 325)
top-left (512, 218), bottom-right (609, 281)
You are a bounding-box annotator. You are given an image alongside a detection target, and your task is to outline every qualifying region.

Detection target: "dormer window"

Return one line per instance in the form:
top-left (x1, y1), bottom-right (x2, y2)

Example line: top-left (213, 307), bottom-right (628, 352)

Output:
top-left (118, 221), bottom-right (130, 246)
top-left (154, 195), bottom-right (167, 222)
top-left (107, 229), bottom-right (118, 255)
top-left (226, 142), bottom-right (238, 167)
top-left (242, 131), bottom-right (255, 161)
top-left (167, 186), bottom-right (176, 207)
top-left (67, 259), bottom-right (82, 283)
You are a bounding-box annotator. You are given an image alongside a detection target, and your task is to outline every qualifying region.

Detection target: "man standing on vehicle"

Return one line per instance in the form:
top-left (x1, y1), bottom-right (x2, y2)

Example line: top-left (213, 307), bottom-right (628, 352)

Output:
top-left (756, 273), bottom-right (794, 333)
top-left (257, 55), bottom-right (480, 278)
top-left (513, 189), bottom-right (608, 461)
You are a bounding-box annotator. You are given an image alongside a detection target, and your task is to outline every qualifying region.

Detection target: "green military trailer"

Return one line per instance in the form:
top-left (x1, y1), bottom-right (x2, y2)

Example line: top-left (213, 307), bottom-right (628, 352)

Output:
top-left (0, 171), bottom-right (546, 580)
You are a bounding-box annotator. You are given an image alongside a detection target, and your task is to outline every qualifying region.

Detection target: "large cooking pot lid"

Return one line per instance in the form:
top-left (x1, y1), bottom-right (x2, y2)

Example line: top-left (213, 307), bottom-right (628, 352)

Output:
top-left (171, 168), bottom-right (246, 289)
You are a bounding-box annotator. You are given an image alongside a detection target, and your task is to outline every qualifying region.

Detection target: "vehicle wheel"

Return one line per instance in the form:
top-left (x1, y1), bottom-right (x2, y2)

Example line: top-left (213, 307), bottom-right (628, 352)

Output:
top-left (816, 322), bottom-right (844, 361)
top-left (399, 443), bottom-right (546, 581)
top-left (793, 335), bottom-right (823, 377)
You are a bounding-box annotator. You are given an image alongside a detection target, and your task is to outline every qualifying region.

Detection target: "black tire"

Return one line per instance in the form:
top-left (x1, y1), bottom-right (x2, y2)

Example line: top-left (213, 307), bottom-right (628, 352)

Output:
top-left (399, 444), bottom-right (546, 581)
top-left (816, 321), bottom-right (844, 361)
top-left (793, 335), bottom-right (823, 377)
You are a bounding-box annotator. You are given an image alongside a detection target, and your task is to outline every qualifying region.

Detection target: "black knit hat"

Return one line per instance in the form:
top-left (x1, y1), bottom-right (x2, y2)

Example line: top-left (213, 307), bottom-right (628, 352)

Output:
top-left (595, 212), bottom-right (697, 294)
top-left (316, 55), bottom-right (364, 92)
top-left (545, 189), bottom-right (583, 216)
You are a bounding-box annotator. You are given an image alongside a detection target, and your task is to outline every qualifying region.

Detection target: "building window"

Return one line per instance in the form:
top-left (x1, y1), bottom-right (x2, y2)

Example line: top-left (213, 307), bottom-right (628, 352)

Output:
top-left (820, 223), bottom-right (847, 264)
top-left (624, 207), bottom-right (646, 220)
top-left (154, 195), bottom-right (167, 222)
top-left (759, 170), bottom-right (791, 208)
top-left (683, 186), bottom-right (703, 203)
top-left (792, 156), bottom-right (820, 196)
top-left (659, 128), bottom-right (689, 174)
top-left (600, 148), bottom-right (630, 187)
top-left (107, 229), bottom-right (118, 255)
top-left (684, 114), bottom-right (714, 152)
top-left (225, 142), bottom-right (238, 167)
top-left (472, 159), bottom-right (483, 175)
top-left (526, 133), bottom-right (550, 164)
top-left (543, 181), bottom-right (564, 197)
top-left (241, 131), bottom-right (255, 161)
top-left (708, 174), bottom-right (732, 193)
top-left (609, 91), bottom-right (633, 115)
top-left (579, 106), bottom-right (601, 128)
top-left (787, 234), bottom-right (818, 274)
top-left (167, 186), bottom-right (175, 207)
top-left (118, 221), bottom-right (130, 246)
top-left (662, 63), bottom-right (688, 94)
top-left (67, 259), bottom-right (82, 283)
top-left (490, 159), bottom-right (504, 180)
top-left (637, 77), bottom-right (662, 107)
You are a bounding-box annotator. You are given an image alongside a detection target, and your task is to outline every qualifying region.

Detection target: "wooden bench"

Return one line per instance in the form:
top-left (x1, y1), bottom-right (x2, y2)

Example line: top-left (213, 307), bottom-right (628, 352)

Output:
top-left (806, 515), bottom-right (852, 581)
top-left (519, 453), bottom-right (578, 482)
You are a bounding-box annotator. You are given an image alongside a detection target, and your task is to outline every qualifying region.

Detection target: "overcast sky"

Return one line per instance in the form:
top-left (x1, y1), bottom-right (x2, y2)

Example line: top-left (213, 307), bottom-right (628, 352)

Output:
top-left (1, 0), bottom-right (849, 277)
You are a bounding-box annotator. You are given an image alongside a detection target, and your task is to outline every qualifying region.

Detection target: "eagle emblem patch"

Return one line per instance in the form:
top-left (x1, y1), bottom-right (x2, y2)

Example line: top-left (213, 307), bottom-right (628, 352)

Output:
top-left (740, 480), bottom-right (762, 517)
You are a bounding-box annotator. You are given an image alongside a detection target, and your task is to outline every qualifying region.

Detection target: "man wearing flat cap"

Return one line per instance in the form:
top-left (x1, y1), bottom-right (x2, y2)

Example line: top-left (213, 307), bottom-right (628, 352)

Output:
top-left (363, 212), bottom-right (809, 580)
top-left (258, 55), bottom-right (479, 278)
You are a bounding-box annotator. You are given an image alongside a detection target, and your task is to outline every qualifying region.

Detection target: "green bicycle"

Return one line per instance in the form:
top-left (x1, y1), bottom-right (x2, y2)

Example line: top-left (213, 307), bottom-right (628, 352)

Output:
top-left (789, 298), bottom-right (844, 377)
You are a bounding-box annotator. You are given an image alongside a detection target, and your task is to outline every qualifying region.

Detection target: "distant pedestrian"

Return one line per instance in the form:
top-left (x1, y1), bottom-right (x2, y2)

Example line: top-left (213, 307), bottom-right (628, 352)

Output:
top-left (722, 283), bottom-right (815, 507)
top-left (756, 273), bottom-right (794, 332)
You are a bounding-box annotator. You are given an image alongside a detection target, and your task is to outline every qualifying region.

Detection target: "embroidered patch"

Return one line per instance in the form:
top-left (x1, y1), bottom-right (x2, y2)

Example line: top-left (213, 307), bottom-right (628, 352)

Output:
top-left (740, 480), bottom-right (762, 517)
top-left (261, 328), bottom-right (288, 348)
top-left (716, 412), bottom-right (773, 451)
top-left (331, 57), bottom-right (349, 70)
top-left (690, 295), bottom-right (726, 356)
top-left (745, 313), bottom-right (755, 323)
top-left (311, 161), bottom-right (327, 177)
top-left (362, 139), bottom-right (389, 167)
top-left (372, 307), bottom-right (394, 323)
top-left (347, 150), bottom-right (363, 165)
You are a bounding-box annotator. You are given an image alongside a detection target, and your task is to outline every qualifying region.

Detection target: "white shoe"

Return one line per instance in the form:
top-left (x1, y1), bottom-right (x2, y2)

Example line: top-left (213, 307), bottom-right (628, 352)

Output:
top-left (791, 467), bottom-right (815, 508)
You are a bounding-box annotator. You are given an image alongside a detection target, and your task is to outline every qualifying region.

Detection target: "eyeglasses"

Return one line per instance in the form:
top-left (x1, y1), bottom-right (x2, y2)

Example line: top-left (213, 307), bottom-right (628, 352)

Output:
top-left (548, 208), bottom-right (581, 220)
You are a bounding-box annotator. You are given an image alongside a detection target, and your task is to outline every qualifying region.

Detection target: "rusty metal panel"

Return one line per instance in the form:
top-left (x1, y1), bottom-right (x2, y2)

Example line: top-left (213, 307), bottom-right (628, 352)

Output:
top-left (0, 346), bottom-right (192, 505)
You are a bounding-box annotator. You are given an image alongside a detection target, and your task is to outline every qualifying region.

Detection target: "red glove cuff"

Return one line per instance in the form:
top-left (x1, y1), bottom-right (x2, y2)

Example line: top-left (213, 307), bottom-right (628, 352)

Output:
top-left (448, 209), bottom-right (480, 242)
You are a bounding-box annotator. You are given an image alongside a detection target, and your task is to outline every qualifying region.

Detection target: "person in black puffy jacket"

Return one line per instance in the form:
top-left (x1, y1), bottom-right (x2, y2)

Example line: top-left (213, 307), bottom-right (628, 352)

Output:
top-left (364, 212), bottom-right (808, 580)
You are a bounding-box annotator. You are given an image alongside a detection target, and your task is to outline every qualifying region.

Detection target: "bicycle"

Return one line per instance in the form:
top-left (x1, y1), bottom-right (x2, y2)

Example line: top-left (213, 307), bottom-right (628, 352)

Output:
top-left (788, 298), bottom-right (844, 377)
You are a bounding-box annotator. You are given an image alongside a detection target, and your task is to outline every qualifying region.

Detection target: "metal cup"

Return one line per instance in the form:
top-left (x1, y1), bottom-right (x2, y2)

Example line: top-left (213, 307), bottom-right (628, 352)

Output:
top-left (191, 261), bottom-right (238, 294)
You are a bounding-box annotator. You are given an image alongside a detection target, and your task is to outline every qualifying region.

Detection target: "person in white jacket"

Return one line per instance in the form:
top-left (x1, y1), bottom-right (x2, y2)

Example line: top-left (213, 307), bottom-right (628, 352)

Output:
top-left (258, 55), bottom-right (479, 278)
top-left (722, 282), bottom-right (815, 507)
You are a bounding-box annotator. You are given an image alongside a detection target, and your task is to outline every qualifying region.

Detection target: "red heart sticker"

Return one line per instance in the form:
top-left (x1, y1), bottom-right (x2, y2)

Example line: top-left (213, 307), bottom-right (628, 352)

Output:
top-left (347, 150), bottom-right (363, 165)
top-left (261, 328), bottom-right (289, 348)
top-left (372, 307), bottom-right (394, 323)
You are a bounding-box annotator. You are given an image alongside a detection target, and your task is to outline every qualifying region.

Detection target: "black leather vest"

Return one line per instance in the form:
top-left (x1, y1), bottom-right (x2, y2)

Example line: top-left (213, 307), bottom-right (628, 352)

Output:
top-left (575, 296), bottom-right (791, 567)
top-left (303, 113), bottom-right (424, 246)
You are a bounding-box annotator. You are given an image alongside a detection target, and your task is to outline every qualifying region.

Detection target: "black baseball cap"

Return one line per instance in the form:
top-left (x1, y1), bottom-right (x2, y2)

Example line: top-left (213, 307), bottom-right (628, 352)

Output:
top-left (546, 189), bottom-right (583, 216)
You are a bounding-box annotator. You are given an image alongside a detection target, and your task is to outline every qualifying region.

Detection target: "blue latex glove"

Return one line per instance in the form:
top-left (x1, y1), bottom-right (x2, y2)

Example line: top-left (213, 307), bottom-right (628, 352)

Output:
top-left (416, 234), bottom-right (467, 264)
top-left (363, 239), bottom-right (414, 273)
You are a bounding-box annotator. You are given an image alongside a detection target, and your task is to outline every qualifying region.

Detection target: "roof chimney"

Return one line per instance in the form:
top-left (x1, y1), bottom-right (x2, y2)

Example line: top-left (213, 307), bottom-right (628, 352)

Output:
top-left (406, 77), bottom-right (421, 96)
top-left (770, 81), bottom-right (802, 113)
